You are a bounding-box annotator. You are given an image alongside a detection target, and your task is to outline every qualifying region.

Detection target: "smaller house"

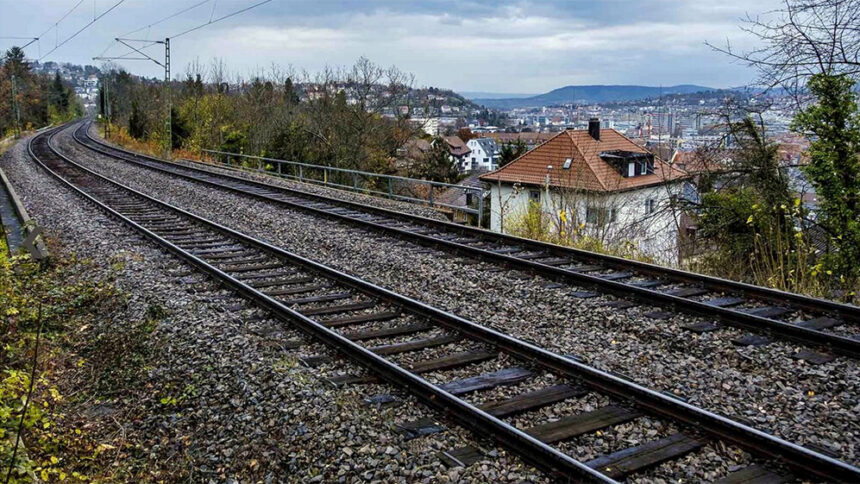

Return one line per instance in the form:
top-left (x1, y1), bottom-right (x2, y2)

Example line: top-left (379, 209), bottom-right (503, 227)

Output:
top-left (439, 136), bottom-right (472, 173)
top-left (435, 173), bottom-right (485, 224)
top-left (465, 137), bottom-right (500, 173)
top-left (395, 138), bottom-right (432, 171)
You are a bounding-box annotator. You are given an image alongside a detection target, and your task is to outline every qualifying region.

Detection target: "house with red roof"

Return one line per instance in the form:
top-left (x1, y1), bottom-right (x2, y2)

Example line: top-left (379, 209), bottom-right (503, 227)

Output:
top-left (480, 119), bottom-right (690, 263)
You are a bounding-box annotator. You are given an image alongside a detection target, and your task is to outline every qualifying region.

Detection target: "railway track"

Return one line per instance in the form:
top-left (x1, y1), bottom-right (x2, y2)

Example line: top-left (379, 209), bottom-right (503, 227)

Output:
top-left (72, 120), bottom-right (860, 361)
top-left (31, 125), bottom-right (860, 482)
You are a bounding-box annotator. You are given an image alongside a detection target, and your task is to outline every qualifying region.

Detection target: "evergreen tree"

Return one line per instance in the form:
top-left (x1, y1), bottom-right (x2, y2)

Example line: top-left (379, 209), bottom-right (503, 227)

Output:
top-left (283, 77), bottom-right (300, 106)
top-left (3, 47), bottom-right (29, 78)
top-left (128, 100), bottom-right (145, 139)
top-left (49, 71), bottom-right (70, 112)
top-left (170, 107), bottom-right (190, 149)
top-left (266, 120), bottom-right (309, 161)
top-left (791, 73), bottom-right (860, 297)
top-left (413, 137), bottom-right (459, 183)
top-left (499, 139), bottom-right (527, 167)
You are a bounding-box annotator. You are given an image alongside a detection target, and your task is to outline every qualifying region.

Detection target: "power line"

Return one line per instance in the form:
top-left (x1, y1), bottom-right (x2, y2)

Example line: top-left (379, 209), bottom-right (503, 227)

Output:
top-left (209, 1), bottom-right (218, 22)
top-left (119, 0), bottom-right (212, 38)
top-left (97, 0), bottom-right (212, 67)
top-left (169, 0), bottom-right (272, 40)
top-left (0, 37), bottom-right (40, 50)
top-left (39, 0), bottom-right (126, 61)
top-left (37, 0), bottom-right (86, 40)
top-left (96, 0), bottom-right (272, 64)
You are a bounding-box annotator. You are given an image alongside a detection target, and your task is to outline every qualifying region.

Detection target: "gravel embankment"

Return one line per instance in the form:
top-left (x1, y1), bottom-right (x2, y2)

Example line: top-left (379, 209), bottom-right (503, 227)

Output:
top-left (93, 129), bottom-right (449, 222)
top-left (4, 130), bottom-right (548, 482)
top-left (64, 125), bottom-right (860, 470)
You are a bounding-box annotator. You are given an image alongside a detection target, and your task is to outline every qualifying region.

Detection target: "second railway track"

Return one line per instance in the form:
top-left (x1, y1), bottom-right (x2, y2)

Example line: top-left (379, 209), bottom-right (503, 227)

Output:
top-left (71, 120), bottom-right (860, 360)
top-left (29, 125), bottom-right (860, 481)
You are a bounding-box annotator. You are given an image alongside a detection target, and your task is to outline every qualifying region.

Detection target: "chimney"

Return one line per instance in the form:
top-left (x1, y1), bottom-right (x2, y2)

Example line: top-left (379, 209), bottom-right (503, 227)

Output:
top-left (588, 118), bottom-right (601, 141)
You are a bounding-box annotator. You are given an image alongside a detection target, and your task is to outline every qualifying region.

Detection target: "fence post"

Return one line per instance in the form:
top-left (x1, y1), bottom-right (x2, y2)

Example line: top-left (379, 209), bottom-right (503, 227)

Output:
top-left (353, 172), bottom-right (358, 191)
top-left (277, 162), bottom-right (282, 176)
top-left (299, 165), bottom-right (303, 182)
top-left (477, 188), bottom-right (484, 229)
top-left (429, 185), bottom-right (434, 207)
top-left (388, 178), bottom-right (393, 199)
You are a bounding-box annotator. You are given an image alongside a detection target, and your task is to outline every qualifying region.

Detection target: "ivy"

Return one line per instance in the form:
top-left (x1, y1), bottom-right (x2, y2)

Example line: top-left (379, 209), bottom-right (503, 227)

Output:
top-left (791, 73), bottom-right (860, 299)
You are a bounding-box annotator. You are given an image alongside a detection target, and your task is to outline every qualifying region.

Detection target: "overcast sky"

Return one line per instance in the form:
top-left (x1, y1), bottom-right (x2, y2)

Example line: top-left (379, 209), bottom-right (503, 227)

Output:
top-left (1, 0), bottom-right (783, 94)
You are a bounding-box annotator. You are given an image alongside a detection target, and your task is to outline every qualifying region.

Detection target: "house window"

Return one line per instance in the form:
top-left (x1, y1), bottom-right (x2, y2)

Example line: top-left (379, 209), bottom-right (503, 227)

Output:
top-left (641, 160), bottom-right (654, 175)
top-left (645, 198), bottom-right (656, 214)
top-left (471, 157), bottom-right (476, 163)
top-left (483, 157), bottom-right (489, 163)
top-left (528, 190), bottom-right (541, 204)
top-left (586, 206), bottom-right (616, 225)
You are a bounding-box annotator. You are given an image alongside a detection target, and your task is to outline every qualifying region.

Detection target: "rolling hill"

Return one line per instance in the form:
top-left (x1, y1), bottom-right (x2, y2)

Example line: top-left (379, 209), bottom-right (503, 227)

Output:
top-left (474, 84), bottom-right (716, 108)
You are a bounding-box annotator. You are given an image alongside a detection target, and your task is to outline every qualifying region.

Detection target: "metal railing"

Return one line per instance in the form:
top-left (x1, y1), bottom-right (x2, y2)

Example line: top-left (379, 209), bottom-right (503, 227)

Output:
top-left (200, 149), bottom-right (485, 227)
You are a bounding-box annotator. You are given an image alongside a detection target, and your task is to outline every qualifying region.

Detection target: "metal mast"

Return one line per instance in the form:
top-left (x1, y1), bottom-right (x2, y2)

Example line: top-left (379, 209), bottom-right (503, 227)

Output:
top-left (10, 75), bottom-right (21, 137)
top-left (164, 38), bottom-right (171, 157)
top-left (94, 37), bottom-right (171, 156)
top-left (104, 74), bottom-right (110, 138)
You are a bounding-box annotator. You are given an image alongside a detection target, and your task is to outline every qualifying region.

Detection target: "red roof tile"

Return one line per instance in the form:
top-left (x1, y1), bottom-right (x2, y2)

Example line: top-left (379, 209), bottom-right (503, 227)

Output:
top-left (480, 129), bottom-right (687, 192)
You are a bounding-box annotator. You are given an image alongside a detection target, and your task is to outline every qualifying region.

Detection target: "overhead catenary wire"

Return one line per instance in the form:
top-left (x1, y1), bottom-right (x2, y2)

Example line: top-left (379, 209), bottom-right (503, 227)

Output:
top-left (0, 37), bottom-right (40, 50)
top-left (97, 0), bottom-right (212, 66)
top-left (36, 0), bottom-right (86, 41)
top-left (209, 0), bottom-right (218, 22)
top-left (39, 0), bottom-right (126, 61)
top-left (119, 0), bottom-right (212, 38)
top-left (168, 0), bottom-right (272, 40)
top-left (98, 0), bottom-right (273, 62)
top-left (1, 0), bottom-right (87, 53)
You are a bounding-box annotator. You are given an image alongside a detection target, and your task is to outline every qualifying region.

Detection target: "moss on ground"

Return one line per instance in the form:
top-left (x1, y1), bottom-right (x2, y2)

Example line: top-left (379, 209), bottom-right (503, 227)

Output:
top-left (0, 242), bottom-right (161, 482)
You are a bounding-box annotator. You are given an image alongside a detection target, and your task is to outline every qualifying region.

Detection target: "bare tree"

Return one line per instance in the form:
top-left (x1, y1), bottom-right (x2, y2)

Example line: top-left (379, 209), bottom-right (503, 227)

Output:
top-left (709, 0), bottom-right (860, 99)
top-left (209, 57), bottom-right (229, 88)
top-left (184, 57), bottom-right (206, 83)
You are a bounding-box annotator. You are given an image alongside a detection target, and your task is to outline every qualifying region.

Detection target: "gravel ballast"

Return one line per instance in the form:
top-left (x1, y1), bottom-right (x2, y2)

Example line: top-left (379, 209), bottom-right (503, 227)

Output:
top-left (93, 129), bottom-right (449, 222)
top-left (3, 131), bottom-right (550, 482)
top-left (57, 126), bottom-right (860, 468)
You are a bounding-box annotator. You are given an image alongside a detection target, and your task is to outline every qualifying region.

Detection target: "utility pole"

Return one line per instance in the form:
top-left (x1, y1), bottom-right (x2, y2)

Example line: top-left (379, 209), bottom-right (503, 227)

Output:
top-left (104, 74), bottom-right (110, 139)
top-left (10, 75), bottom-right (21, 138)
top-left (164, 38), bottom-right (171, 157)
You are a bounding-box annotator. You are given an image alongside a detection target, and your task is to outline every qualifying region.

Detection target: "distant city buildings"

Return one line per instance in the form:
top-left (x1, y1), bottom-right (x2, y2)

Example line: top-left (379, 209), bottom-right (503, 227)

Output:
top-left (31, 61), bottom-right (101, 107)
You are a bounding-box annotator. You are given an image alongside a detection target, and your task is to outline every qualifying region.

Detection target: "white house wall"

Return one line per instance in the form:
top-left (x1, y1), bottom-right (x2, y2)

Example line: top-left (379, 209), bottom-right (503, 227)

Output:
top-left (488, 182), bottom-right (683, 265)
top-left (466, 139), bottom-right (498, 173)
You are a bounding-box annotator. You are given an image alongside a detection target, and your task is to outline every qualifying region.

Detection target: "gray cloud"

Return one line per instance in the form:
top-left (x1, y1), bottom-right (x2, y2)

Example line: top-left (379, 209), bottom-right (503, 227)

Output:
top-left (1, 0), bottom-right (781, 93)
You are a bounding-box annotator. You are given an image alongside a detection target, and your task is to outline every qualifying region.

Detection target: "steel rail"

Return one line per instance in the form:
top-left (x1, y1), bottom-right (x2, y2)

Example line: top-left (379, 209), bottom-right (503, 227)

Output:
top-left (44, 124), bottom-right (860, 482)
top-left (73, 122), bottom-right (860, 359)
top-left (31, 125), bottom-right (613, 482)
top-left (77, 121), bottom-right (860, 318)
top-left (74, 121), bottom-right (857, 313)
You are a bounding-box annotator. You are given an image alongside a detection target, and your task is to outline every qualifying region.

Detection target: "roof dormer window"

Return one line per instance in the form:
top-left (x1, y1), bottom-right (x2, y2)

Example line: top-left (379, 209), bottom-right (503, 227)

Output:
top-left (599, 150), bottom-right (654, 178)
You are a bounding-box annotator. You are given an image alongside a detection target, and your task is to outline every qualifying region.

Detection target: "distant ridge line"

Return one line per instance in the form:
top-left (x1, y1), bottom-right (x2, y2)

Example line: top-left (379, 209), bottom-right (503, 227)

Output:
top-left (474, 84), bottom-right (716, 108)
